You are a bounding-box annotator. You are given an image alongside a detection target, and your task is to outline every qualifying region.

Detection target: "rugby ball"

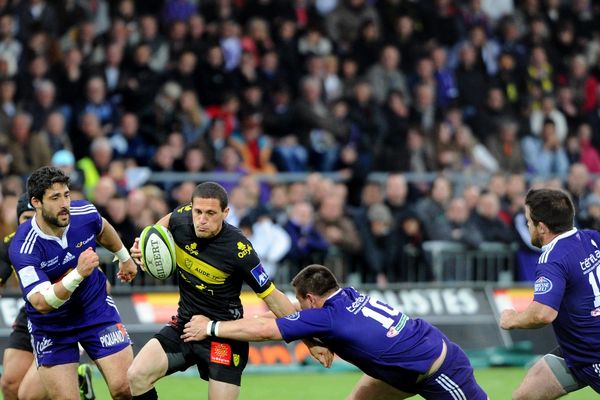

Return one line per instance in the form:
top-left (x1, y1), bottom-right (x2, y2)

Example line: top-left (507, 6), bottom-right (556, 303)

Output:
top-left (139, 224), bottom-right (177, 280)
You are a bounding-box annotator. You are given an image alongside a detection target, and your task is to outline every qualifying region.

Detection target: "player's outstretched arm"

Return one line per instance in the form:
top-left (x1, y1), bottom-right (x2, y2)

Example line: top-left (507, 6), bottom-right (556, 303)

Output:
top-left (500, 301), bottom-right (558, 330)
top-left (97, 218), bottom-right (137, 283)
top-left (181, 314), bottom-right (283, 342)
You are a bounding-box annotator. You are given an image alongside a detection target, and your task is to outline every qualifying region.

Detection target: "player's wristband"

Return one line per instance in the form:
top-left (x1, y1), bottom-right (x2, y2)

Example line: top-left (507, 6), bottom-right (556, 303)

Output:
top-left (213, 322), bottom-right (220, 337)
top-left (41, 284), bottom-right (67, 309)
top-left (114, 246), bottom-right (131, 263)
top-left (206, 321), bottom-right (214, 336)
top-left (62, 268), bottom-right (84, 292)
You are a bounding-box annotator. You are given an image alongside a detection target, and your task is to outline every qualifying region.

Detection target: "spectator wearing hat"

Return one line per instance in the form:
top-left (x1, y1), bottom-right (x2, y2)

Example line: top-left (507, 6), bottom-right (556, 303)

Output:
top-left (51, 149), bottom-right (84, 192)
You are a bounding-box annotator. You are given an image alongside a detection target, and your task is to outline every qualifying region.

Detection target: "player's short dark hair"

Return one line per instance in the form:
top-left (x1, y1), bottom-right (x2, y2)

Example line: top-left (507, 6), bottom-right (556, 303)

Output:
top-left (525, 188), bottom-right (575, 234)
top-left (27, 166), bottom-right (70, 203)
top-left (292, 264), bottom-right (340, 298)
top-left (192, 182), bottom-right (228, 210)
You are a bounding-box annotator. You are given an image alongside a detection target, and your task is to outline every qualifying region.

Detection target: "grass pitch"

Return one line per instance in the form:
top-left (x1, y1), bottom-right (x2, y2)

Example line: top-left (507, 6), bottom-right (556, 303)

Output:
top-left (91, 368), bottom-right (596, 399)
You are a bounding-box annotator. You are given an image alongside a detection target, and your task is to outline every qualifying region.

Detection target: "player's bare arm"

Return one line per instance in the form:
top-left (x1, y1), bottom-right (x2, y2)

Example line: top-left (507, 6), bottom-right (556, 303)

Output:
top-left (182, 314), bottom-right (283, 342)
top-left (97, 217), bottom-right (137, 282)
top-left (130, 213), bottom-right (172, 270)
top-left (500, 301), bottom-right (558, 330)
top-left (29, 247), bottom-right (99, 313)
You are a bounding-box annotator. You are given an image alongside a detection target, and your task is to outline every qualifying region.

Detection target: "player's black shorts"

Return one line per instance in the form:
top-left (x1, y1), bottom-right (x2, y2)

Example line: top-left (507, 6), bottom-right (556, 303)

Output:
top-left (7, 307), bottom-right (32, 352)
top-left (154, 323), bottom-right (249, 386)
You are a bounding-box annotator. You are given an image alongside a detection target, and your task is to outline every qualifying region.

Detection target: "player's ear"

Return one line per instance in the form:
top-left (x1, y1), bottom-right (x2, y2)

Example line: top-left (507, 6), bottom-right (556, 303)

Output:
top-left (30, 197), bottom-right (41, 209)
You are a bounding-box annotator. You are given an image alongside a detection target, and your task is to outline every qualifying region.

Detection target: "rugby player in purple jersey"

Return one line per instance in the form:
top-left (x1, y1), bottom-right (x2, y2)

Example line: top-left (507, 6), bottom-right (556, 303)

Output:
top-left (501, 188), bottom-right (600, 398)
top-left (9, 166), bottom-right (138, 400)
top-left (182, 264), bottom-right (489, 400)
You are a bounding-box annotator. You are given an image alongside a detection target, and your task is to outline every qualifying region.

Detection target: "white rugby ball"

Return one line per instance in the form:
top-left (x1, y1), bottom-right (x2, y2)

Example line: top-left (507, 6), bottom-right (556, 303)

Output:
top-left (139, 224), bottom-right (177, 280)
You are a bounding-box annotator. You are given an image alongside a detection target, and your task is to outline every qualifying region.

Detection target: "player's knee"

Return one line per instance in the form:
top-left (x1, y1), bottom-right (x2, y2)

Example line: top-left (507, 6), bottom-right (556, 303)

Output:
top-left (0, 374), bottom-right (19, 398)
top-left (108, 381), bottom-right (132, 400)
top-left (511, 388), bottom-right (532, 400)
top-left (127, 362), bottom-right (150, 391)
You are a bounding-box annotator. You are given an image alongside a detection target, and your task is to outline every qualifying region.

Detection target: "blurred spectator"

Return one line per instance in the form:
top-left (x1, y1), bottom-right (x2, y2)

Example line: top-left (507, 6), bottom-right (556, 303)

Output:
top-left (0, 15), bottom-right (21, 63)
top-left (474, 86), bottom-right (513, 142)
top-left (16, 55), bottom-right (50, 103)
top-left (239, 209), bottom-right (291, 281)
top-left (566, 162), bottom-right (591, 215)
top-left (50, 46), bottom-right (84, 114)
top-left (104, 193), bottom-right (136, 250)
top-left (136, 14), bottom-right (168, 72)
top-left (162, 0), bottom-right (197, 25)
top-left (175, 90), bottom-right (211, 145)
top-left (314, 194), bottom-right (362, 282)
top-left (573, 123), bottom-right (600, 173)
top-left (40, 111), bottom-right (72, 153)
top-left (17, 0), bottom-right (58, 41)
top-left (122, 43), bottom-right (161, 117)
top-left (415, 175), bottom-right (452, 239)
top-left (471, 192), bottom-right (514, 243)
top-left (377, 90), bottom-right (410, 171)
top-left (366, 45), bottom-right (410, 105)
top-left (109, 112), bottom-right (152, 166)
top-left (51, 149), bottom-right (84, 192)
top-left (0, 78), bottom-right (16, 136)
top-left (521, 118), bottom-right (570, 176)
top-left (229, 109), bottom-right (276, 173)
top-left (351, 19), bottom-right (383, 74)
top-left (430, 197), bottom-right (483, 249)
top-left (486, 119), bottom-right (525, 173)
top-left (455, 43), bottom-right (487, 121)
top-left (7, 111), bottom-right (51, 176)
top-left (213, 146), bottom-right (247, 194)
top-left (530, 95), bottom-right (568, 143)
top-left (24, 78), bottom-right (56, 131)
top-left (558, 54), bottom-right (598, 114)
top-left (359, 202), bottom-right (399, 288)
top-left (283, 200), bottom-right (328, 276)
top-left (579, 194), bottom-right (600, 231)
top-left (325, 0), bottom-right (380, 53)
top-left (526, 46), bottom-right (555, 110)
top-left (79, 76), bottom-right (116, 131)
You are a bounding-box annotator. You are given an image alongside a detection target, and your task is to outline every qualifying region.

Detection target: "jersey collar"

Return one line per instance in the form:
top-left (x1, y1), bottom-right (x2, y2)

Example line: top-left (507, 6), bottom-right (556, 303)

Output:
top-left (31, 215), bottom-right (71, 249)
top-left (541, 227), bottom-right (577, 252)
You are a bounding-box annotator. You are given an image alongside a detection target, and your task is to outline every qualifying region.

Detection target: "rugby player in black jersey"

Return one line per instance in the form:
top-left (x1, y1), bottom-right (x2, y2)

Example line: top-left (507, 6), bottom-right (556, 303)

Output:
top-left (127, 182), bottom-right (332, 400)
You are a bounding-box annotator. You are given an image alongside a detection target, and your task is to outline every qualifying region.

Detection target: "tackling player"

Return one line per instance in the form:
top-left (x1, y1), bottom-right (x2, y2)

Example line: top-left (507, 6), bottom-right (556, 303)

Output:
top-left (181, 264), bottom-right (489, 399)
top-left (127, 182), bottom-right (331, 400)
top-left (8, 166), bottom-right (138, 400)
top-left (501, 188), bottom-right (600, 398)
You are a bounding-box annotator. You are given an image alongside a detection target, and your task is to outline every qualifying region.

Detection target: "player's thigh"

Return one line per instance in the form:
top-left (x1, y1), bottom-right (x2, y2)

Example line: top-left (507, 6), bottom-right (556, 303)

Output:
top-left (17, 362), bottom-right (48, 400)
top-left (128, 338), bottom-right (169, 384)
top-left (37, 363), bottom-right (79, 400)
top-left (1, 348), bottom-right (34, 390)
top-left (208, 378), bottom-right (241, 400)
top-left (94, 344), bottom-right (134, 396)
top-left (513, 356), bottom-right (568, 400)
top-left (347, 374), bottom-right (414, 400)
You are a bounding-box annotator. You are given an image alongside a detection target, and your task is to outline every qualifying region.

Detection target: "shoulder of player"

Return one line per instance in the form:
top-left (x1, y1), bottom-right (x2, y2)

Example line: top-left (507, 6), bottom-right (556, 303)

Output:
top-left (70, 200), bottom-right (98, 215)
top-left (218, 223), bottom-right (258, 263)
top-left (8, 223), bottom-right (39, 258)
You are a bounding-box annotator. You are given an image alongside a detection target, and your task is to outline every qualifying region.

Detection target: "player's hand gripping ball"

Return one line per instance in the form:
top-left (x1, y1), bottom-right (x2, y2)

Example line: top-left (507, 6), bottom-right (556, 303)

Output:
top-left (139, 224), bottom-right (177, 280)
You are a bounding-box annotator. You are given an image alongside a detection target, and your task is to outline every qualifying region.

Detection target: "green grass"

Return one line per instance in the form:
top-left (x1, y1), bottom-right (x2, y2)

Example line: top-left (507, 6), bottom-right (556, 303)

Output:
top-left (90, 368), bottom-right (597, 399)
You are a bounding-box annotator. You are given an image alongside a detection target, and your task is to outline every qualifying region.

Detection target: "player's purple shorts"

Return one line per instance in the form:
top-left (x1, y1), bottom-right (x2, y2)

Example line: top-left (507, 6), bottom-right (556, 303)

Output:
top-left (571, 363), bottom-right (600, 394)
top-left (29, 307), bottom-right (131, 366)
top-left (419, 340), bottom-right (488, 400)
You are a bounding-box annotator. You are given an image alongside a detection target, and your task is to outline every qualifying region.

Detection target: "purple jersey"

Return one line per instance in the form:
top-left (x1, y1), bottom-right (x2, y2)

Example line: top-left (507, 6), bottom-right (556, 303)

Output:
top-left (534, 228), bottom-right (600, 367)
top-left (276, 287), bottom-right (445, 390)
top-left (8, 200), bottom-right (111, 333)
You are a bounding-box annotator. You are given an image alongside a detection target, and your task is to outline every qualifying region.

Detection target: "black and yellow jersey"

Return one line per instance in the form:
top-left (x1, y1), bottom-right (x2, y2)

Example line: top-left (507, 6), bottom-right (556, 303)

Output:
top-left (169, 204), bottom-right (275, 324)
top-left (0, 232), bottom-right (15, 284)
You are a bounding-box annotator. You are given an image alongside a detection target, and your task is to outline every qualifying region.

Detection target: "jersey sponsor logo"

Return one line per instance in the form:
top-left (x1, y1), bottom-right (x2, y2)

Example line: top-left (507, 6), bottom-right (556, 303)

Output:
top-left (175, 245), bottom-right (229, 285)
top-left (346, 294), bottom-right (369, 313)
top-left (237, 242), bottom-right (253, 258)
top-left (284, 312), bottom-right (300, 321)
top-left (592, 307), bottom-right (600, 317)
top-left (177, 204), bottom-right (192, 213)
top-left (18, 265), bottom-right (39, 287)
top-left (40, 256), bottom-right (59, 269)
top-left (580, 249), bottom-right (600, 272)
top-left (534, 276), bottom-right (553, 294)
top-left (35, 336), bottom-right (53, 354)
top-left (75, 234), bottom-right (95, 248)
top-left (63, 252), bottom-right (75, 265)
top-left (251, 264), bottom-right (269, 287)
top-left (210, 342), bottom-right (232, 365)
top-left (98, 323), bottom-right (130, 347)
top-left (185, 242), bottom-right (199, 255)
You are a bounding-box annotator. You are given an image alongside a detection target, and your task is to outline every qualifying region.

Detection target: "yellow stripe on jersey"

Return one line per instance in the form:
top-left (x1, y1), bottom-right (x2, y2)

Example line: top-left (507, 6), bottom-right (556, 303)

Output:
top-left (256, 282), bottom-right (275, 299)
top-left (175, 245), bottom-right (230, 284)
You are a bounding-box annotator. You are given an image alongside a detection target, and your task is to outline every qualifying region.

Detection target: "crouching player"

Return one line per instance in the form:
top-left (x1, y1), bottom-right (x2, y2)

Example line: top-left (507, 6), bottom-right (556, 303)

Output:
top-left (182, 264), bottom-right (489, 399)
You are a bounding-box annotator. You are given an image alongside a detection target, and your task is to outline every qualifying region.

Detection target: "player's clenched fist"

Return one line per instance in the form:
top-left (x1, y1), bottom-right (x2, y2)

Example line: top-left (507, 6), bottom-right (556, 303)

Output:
top-left (77, 247), bottom-right (99, 277)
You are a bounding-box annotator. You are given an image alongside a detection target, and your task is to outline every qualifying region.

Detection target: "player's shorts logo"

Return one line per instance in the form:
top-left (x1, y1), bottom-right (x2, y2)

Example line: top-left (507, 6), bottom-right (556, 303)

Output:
top-left (98, 323), bottom-right (129, 347)
top-left (210, 342), bottom-right (232, 365)
top-left (534, 276), bottom-right (553, 294)
top-left (233, 353), bottom-right (240, 366)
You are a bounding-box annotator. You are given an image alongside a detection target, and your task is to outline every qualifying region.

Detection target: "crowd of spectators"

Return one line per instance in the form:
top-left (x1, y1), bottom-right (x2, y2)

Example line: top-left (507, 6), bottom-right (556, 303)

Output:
top-left (2, 0), bottom-right (600, 287)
